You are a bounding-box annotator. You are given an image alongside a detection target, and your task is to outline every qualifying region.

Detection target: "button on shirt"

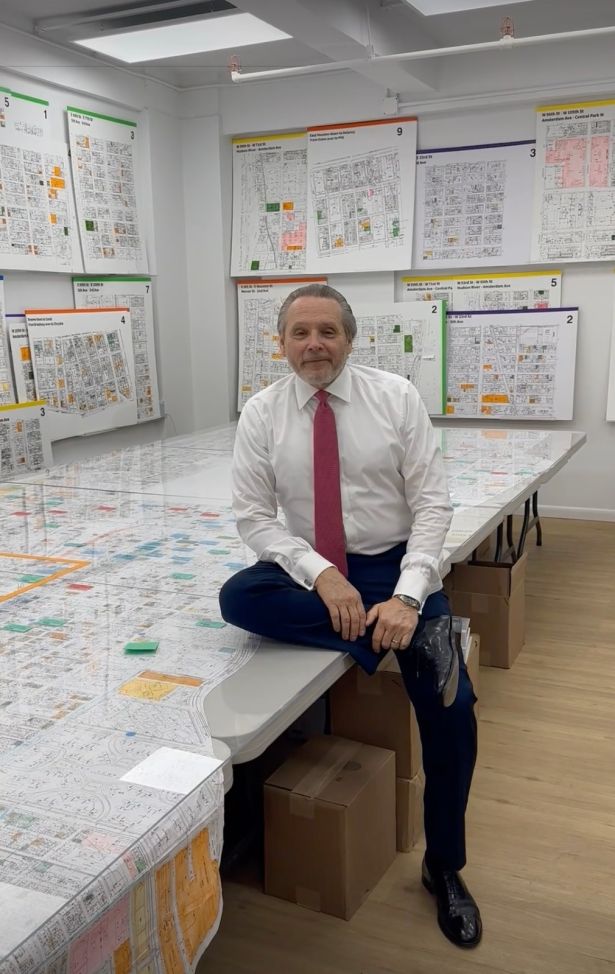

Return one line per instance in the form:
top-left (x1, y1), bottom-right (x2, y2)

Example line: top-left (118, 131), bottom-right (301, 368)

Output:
top-left (232, 364), bottom-right (453, 607)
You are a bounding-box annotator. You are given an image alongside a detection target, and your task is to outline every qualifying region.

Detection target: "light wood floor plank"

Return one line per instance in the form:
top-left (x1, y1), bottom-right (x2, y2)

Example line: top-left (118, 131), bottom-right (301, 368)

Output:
top-left (200, 519), bottom-right (615, 973)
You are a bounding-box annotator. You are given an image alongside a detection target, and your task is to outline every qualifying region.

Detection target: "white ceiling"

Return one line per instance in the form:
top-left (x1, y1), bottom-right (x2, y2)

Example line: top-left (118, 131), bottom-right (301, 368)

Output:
top-left (0, 0), bottom-right (614, 93)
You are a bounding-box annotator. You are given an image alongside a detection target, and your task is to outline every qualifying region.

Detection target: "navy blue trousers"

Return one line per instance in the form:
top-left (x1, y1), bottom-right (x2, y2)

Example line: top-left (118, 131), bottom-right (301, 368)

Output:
top-left (219, 543), bottom-right (477, 870)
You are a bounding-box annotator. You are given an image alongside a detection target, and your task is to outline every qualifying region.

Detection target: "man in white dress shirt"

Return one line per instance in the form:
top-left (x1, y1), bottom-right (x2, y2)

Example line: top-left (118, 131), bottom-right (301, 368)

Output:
top-left (220, 283), bottom-right (481, 948)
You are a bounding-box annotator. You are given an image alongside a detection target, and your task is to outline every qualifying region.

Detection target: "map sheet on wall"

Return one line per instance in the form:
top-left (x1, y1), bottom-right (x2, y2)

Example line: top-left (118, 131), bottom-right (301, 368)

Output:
top-left (231, 131), bottom-right (308, 276)
top-left (306, 117), bottom-right (417, 273)
top-left (531, 99), bottom-right (615, 261)
top-left (6, 314), bottom-right (36, 402)
top-left (73, 276), bottom-right (160, 421)
top-left (402, 270), bottom-right (562, 311)
top-left (0, 276), bottom-right (16, 404)
top-left (413, 140), bottom-right (535, 268)
top-left (237, 277), bottom-right (325, 408)
top-left (445, 307), bottom-right (578, 420)
top-left (0, 87), bottom-right (50, 140)
top-left (68, 107), bottom-right (148, 274)
top-left (0, 126), bottom-right (82, 272)
top-left (351, 300), bottom-right (446, 414)
top-left (25, 307), bottom-right (137, 440)
top-left (607, 272), bottom-right (615, 421)
top-left (0, 399), bottom-right (51, 475)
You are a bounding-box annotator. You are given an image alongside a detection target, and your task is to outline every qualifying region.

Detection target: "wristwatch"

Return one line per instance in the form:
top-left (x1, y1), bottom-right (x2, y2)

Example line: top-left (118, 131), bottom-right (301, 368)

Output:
top-left (394, 594), bottom-right (421, 613)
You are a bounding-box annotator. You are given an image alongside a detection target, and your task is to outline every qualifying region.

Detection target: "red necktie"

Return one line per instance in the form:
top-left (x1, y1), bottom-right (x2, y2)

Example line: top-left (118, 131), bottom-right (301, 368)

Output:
top-left (313, 390), bottom-right (348, 576)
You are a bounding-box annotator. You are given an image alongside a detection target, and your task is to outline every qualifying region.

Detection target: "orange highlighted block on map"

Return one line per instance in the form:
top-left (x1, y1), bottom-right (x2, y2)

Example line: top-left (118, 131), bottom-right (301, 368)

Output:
top-left (481, 394), bottom-right (509, 404)
top-left (120, 671), bottom-right (203, 702)
top-left (282, 201), bottom-right (294, 211)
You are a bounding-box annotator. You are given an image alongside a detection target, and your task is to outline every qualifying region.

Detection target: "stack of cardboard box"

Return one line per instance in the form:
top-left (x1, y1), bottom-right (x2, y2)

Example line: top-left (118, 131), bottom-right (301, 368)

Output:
top-left (263, 620), bottom-right (481, 920)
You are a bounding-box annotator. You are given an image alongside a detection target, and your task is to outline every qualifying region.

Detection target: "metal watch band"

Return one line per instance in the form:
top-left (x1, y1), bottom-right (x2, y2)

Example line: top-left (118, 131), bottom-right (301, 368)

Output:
top-left (394, 594), bottom-right (421, 612)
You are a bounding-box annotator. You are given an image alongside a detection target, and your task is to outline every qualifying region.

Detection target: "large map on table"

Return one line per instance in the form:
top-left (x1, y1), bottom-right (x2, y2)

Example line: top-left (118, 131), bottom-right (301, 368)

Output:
top-left (0, 477), bottom-right (257, 973)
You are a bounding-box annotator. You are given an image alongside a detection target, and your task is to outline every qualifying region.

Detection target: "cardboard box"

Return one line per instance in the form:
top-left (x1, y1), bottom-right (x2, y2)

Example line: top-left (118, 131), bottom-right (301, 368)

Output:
top-left (464, 633), bottom-right (480, 717)
top-left (329, 660), bottom-right (422, 779)
top-left (264, 735), bottom-right (396, 920)
top-left (396, 771), bottom-right (425, 853)
top-left (448, 553), bottom-right (527, 669)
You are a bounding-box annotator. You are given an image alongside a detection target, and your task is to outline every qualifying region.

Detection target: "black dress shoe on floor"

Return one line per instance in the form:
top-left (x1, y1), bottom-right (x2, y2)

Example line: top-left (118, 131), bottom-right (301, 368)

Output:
top-left (422, 857), bottom-right (483, 948)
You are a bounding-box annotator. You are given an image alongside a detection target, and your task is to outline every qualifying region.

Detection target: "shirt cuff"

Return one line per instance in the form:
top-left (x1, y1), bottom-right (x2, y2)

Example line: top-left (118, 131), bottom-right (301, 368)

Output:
top-left (293, 551), bottom-right (336, 590)
top-left (393, 568), bottom-right (433, 610)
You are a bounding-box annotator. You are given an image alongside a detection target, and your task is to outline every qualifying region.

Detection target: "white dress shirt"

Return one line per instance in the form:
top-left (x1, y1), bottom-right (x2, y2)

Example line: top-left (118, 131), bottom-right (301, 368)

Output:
top-left (232, 364), bottom-right (453, 607)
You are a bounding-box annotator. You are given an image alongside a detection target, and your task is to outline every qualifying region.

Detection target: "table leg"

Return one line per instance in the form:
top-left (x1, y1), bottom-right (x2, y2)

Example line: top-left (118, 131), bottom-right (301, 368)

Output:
top-left (532, 490), bottom-right (543, 547)
top-left (517, 498), bottom-right (531, 557)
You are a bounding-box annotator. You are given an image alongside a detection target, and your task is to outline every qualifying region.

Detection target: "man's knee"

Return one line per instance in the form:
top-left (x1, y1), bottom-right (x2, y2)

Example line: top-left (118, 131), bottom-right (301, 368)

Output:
top-left (219, 570), bottom-right (250, 627)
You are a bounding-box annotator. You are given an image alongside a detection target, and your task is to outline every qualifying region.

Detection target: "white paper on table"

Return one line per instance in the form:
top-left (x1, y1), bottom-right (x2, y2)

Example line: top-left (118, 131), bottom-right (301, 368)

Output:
top-left (306, 117), bottom-right (417, 273)
top-left (413, 139), bottom-right (536, 269)
top-left (121, 747), bottom-right (222, 794)
top-left (0, 882), bottom-right (66, 955)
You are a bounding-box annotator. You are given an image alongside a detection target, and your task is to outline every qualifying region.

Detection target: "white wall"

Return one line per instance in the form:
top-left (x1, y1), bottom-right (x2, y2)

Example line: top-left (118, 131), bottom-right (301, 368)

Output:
top-left (178, 76), bottom-right (615, 520)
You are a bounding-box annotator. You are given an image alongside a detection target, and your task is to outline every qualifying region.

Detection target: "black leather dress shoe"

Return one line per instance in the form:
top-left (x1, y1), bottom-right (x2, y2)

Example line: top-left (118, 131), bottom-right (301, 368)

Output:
top-left (422, 857), bottom-right (482, 948)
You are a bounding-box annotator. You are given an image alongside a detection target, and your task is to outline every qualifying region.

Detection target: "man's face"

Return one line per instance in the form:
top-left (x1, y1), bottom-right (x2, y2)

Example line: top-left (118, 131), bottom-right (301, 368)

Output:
top-left (280, 296), bottom-right (352, 389)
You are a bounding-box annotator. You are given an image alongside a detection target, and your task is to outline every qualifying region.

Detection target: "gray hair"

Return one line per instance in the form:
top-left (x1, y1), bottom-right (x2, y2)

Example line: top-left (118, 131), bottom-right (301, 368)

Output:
top-left (277, 283), bottom-right (357, 341)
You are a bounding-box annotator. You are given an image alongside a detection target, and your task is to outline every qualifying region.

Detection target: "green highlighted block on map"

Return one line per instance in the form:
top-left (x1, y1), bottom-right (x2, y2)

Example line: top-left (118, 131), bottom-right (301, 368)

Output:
top-left (124, 640), bottom-right (159, 654)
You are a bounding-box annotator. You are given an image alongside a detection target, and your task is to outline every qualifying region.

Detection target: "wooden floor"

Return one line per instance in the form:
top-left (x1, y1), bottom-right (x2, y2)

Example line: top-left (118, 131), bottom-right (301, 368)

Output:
top-left (199, 519), bottom-right (615, 974)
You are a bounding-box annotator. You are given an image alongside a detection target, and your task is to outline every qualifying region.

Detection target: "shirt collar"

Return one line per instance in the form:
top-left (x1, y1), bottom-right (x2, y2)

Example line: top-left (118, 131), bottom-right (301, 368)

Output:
top-left (294, 364), bottom-right (352, 409)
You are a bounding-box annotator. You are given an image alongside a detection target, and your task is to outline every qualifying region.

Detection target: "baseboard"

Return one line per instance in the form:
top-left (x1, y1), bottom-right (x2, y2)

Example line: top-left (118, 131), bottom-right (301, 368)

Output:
top-left (539, 505), bottom-right (615, 522)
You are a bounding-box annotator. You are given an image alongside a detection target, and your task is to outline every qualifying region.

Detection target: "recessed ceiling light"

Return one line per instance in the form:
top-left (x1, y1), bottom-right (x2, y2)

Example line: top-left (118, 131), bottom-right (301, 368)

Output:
top-left (75, 12), bottom-right (291, 63)
top-left (406, 0), bottom-right (534, 14)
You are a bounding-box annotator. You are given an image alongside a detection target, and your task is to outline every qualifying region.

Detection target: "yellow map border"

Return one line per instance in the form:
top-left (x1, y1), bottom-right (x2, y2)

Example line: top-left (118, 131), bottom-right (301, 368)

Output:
top-left (0, 551), bottom-right (90, 603)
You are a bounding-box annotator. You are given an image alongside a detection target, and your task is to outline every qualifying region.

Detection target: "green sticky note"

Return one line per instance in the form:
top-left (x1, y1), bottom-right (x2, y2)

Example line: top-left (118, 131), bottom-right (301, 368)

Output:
top-left (196, 620), bottom-right (226, 629)
top-left (171, 572), bottom-right (195, 580)
top-left (404, 335), bottom-right (413, 353)
top-left (124, 640), bottom-right (159, 653)
top-left (38, 618), bottom-right (66, 628)
top-left (3, 623), bottom-right (32, 633)
top-left (19, 575), bottom-right (45, 583)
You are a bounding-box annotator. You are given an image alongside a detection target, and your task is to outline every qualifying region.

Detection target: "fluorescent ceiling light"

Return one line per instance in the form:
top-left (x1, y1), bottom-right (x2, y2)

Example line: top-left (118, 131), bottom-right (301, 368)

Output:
top-left (75, 12), bottom-right (291, 63)
top-left (408, 0), bottom-right (534, 14)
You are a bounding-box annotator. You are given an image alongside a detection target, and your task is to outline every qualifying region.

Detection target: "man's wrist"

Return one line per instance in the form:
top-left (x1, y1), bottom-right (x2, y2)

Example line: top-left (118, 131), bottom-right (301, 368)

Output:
top-left (393, 594), bottom-right (422, 613)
